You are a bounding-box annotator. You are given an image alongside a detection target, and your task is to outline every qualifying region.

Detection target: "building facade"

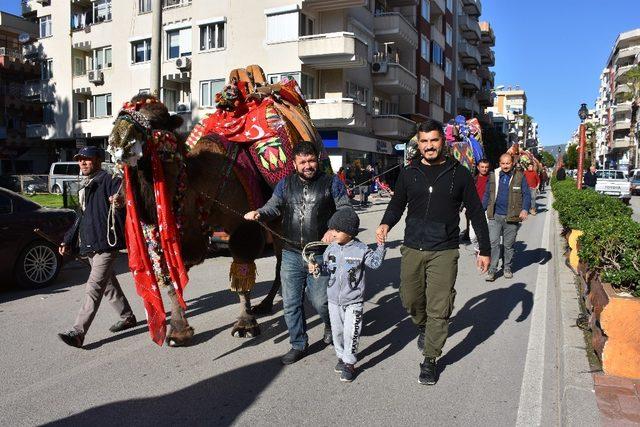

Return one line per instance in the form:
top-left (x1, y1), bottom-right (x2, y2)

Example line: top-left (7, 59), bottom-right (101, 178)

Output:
top-left (21, 0), bottom-right (495, 172)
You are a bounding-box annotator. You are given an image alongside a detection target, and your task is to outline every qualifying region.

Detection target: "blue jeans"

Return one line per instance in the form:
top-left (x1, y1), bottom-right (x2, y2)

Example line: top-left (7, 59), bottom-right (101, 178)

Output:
top-left (280, 249), bottom-right (330, 350)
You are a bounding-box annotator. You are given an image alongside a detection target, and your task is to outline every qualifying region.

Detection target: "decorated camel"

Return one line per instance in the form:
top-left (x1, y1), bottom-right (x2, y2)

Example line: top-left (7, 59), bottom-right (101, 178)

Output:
top-left (107, 65), bottom-right (326, 346)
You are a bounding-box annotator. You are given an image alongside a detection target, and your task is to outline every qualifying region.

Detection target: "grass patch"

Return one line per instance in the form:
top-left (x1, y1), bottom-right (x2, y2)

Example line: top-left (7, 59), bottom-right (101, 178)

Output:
top-left (23, 194), bottom-right (65, 208)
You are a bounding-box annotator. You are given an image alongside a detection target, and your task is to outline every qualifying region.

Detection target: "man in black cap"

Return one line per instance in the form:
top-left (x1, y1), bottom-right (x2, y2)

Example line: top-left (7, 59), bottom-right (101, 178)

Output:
top-left (57, 146), bottom-right (136, 348)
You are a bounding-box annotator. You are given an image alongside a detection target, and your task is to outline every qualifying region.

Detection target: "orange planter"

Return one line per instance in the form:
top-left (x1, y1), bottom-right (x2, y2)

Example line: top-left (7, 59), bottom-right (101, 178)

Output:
top-left (567, 229), bottom-right (583, 270)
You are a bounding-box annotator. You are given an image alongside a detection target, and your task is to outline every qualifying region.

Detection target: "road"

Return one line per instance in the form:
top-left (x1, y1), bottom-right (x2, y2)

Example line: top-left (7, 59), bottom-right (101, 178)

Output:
top-left (631, 195), bottom-right (640, 222)
top-left (0, 193), bottom-right (562, 426)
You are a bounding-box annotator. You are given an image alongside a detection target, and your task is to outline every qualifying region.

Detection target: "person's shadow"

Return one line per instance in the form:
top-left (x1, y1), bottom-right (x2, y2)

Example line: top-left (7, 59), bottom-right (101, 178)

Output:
top-left (439, 282), bottom-right (533, 373)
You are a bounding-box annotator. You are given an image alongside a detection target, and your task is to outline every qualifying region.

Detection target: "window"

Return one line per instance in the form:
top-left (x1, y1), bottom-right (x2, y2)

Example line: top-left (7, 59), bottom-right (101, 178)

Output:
top-left (421, 34), bottom-right (429, 61)
top-left (346, 81), bottom-right (369, 106)
top-left (299, 13), bottom-right (314, 37)
top-left (266, 10), bottom-right (299, 44)
top-left (167, 28), bottom-right (192, 59)
top-left (200, 22), bottom-right (225, 51)
top-left (444, 92), bottom-right (452, 113)
top-left (74, 57), bottom-right (86, 76)
top-left (77, 100), bottom-right (88, 121)
top-left (131, 39), bottom-right (151, 63)
top-left (41, 58), bottom-right (53, 80)
top-left (268, 72), bottom-right (300, 85)
top-left (92, 47), bottom-right (112, 70)
top-left (301, 73), bottom-right (315, 100)
top-left (39, 15), bottom-right (52, 38)
top-left (446, 0), bottom-right (453, 11)
top-left (420, 76), bottom-right (429, 101)
top-left (93, 0), bottom-right (112, 23)
top-left (421, 0), bottom-right (430, 21)
top-left (200, 79), bottom-right (225, 107)
top-left (445, 58), bottom-right (452, 80)
top-left (446, 24), bottom-right (452, 46)
top-left (92, 94), bottom-right (112, 117)
top-left (431, 41), bottom-right (444, 68)
top-left (43, 103), bottom-right (54, 124)
top-left (139, 0), bottom-right (151, 13)
top-left (71, 11), bottom-right (91, 30)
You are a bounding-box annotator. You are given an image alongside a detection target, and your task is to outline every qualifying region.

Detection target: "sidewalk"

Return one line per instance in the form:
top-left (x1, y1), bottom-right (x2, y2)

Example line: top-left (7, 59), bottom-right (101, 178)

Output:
top-left (594, 373), bottom-right (640, 425)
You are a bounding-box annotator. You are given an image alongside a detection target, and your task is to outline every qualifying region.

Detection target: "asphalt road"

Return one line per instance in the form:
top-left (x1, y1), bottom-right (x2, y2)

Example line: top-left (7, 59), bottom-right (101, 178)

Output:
top-left (0, 193), bottom-right (561, 426)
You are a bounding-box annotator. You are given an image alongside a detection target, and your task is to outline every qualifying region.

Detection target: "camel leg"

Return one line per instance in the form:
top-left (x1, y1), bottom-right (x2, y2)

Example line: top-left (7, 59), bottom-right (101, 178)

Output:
top-left (252, 251), bottom-right (281, 315)
top-left (166, 287), bottom-right (194, 347)
top-left (231, 291), bottom-right (260, 338)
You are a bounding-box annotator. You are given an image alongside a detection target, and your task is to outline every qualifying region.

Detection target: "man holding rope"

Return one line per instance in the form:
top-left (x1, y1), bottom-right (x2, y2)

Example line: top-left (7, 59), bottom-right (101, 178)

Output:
top-left (376, 119), bottom-right (491, 385)
top-left (244, 141), bottom-right (353, 365)
top-left (57, 146), bottom-right (136, 348)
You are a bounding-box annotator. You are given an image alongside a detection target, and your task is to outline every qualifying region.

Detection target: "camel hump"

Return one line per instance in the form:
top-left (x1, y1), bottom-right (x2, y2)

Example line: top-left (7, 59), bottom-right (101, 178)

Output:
top-left (229, 68), bottom-right (254, 93)
top-left (246, 65), bottom-right (267, 87)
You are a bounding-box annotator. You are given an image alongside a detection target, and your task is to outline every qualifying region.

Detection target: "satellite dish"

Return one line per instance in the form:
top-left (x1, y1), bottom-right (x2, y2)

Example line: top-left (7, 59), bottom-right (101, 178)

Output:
top-left (18, 33), bottom-right (31, 43)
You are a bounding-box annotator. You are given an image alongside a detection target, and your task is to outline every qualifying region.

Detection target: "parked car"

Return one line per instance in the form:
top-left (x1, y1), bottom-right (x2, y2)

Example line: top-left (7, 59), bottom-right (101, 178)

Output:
top-left (48, 162), bottom-right (80, 194)
top-left (594, 169), bottom-right (631, 204)
top-left (630, 170), bottom-right (640, 196)
top-left (0, 188), bottom-right (76, 290)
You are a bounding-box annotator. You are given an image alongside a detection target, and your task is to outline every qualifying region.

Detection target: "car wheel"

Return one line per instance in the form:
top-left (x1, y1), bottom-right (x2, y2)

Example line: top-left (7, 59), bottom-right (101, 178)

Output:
top-left (51, 184), bottom-right (62, 194)
top-left (15, 241), bottom-right (62, 289)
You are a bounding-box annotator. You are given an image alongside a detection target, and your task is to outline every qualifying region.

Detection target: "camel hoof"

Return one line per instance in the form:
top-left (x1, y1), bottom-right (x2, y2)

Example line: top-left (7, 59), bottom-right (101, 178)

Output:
top-left (231, 318), bottom-right (260, 338)
top-left (251, 301), bottom-right (274, 316)
top-left (166, 326), bottom-right (194, 347)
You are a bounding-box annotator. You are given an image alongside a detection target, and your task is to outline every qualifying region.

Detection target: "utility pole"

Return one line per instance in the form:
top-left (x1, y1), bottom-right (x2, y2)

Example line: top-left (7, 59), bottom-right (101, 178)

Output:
top-left (150, 0), bottom-right (162, 97)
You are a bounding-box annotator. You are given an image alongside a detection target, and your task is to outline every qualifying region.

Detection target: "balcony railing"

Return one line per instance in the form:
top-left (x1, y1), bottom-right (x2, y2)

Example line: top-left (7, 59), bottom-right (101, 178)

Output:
top-left (307, 98), bottom-right (367, 129)
top-left (163, 0), bottom-right (191, 9)
top-left (430, 104), bottom-right (444, 122)
top-left (299, 32), bottom-right (368, 69)
top-left (459, 41), bottom-right (480, 66)
top-left (26, 124), bottom-right (48, 138)
top-left (372, 61), bottom-right (418, 95)
top-left (373, 12), bottom-right (419, 49)
top-left (458, 15), bottom-right (481, 42)
top-left (302, 0), bottom-right (368, 11)
top-left (457, 69), bottom-right (481, 90)
top-left (461, 0), bottom-right (482, 16)
top-left (612, 137), bottom-right (631, 149)
top-left (457, 96), bottom-right (480, 114)
top-left (430, 63), bottom-right (445, 86)
top-left (372, 115), bottom-right (416, 139)
top-left (0, 47), bottom-right (24, 61)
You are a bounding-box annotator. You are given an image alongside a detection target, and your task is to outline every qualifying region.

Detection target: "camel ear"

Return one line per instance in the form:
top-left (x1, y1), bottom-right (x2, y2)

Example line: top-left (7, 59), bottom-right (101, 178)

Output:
top-left (168, 114), bottom-right (183, 130)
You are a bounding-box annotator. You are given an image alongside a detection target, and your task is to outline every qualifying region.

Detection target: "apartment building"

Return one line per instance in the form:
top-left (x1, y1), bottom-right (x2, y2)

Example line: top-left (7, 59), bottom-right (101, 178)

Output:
top-left (486, 86), bottom-right (535, 146)
top-left (595, 28), bottom-right (640, 170)
top-left (20, 0), bottom-right (432, 172)
top-left (454, 0), bottom-right (481, 122)
top-left (0, 11), bottom-right (44, 174)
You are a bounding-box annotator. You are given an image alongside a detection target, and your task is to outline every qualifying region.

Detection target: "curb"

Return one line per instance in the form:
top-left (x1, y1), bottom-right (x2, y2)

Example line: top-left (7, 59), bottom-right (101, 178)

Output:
top-left (549, 193), bottom-right (600, 425)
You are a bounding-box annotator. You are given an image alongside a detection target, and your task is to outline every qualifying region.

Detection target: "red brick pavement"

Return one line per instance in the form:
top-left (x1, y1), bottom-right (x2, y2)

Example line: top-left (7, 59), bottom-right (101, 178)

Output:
top-left (594, 373), bottom-right (640, 425)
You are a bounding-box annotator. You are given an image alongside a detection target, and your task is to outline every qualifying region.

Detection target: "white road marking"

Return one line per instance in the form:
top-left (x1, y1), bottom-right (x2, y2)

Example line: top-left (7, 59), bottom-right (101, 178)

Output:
top-left (515, 197), bottom-right (552, 426)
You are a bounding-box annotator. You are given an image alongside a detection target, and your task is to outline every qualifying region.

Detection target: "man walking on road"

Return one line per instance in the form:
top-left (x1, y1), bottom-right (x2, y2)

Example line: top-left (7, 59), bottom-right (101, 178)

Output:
top-left (58, 146), bottom-right (136, 348)
top-left (244, 142), bottom-right (353, 365)
top-left (469, 158), bottom-right (491, 250)
top-left (583, 165), bottom-right (597, 189)
top-left (482, 153), bottom-right (531, 281)
top-left (524, 164), bottom-right (540, 215)
top-left (376, 119), bottom-right (491, 385)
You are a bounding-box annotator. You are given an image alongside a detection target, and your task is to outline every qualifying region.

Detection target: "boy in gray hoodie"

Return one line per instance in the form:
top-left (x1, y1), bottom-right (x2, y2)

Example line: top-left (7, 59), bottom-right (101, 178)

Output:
top-left (322, 209), bottom-right (386, 382)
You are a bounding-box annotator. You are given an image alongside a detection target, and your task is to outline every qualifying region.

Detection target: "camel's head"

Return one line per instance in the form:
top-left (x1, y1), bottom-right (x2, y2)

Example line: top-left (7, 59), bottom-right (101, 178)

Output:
top-left (108, 94), bottom-right (184, 168)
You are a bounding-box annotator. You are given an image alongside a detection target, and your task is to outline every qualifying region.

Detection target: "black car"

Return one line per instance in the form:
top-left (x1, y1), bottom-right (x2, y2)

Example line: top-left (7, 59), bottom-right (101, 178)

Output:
top-left (0, 188), bottom-right (76, 289)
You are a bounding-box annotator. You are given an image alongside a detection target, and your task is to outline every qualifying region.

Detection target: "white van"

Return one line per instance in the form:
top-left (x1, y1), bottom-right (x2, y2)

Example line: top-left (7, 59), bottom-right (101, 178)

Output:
top-left (48, 161), bottom-right (115, 194)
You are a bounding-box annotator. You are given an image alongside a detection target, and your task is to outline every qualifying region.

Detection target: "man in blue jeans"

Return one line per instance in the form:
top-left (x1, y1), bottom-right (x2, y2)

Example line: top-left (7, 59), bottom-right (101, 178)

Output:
top-left (245, 141), bottom-right (353, 364)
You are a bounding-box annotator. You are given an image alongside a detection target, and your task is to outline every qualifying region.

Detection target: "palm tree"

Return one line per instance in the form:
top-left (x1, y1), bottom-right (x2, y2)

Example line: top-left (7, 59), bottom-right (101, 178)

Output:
top-left (585, 121), bottom-right (602, 167)
top-left (618, 65), bottom-right (640, 168)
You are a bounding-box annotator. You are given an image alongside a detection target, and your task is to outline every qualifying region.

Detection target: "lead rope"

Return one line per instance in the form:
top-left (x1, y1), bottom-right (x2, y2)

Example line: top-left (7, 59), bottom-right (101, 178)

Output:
top-left (107, 180), bottom-right (124, 247)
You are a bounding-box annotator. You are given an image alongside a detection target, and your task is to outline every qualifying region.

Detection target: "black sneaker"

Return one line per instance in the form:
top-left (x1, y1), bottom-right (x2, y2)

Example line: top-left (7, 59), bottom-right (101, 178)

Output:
top-left (485, 271), bottom-right (496, 282)
top-left (109, 316), bottom-right (137, 333)
top-left (334, 359), bottom-right (345, 373)
top-left (323, 326), bottom-right (333, 345)
top-left (417, 325), bottom-right (425, 351)
top-left (281, 344), bottom-right (308, 365)
top-left (58, 330), bottom-right (84, 348)
top-left (340, 363), bottom-right (356, 382)
top-left (418, 357), bottom-right (438, 385)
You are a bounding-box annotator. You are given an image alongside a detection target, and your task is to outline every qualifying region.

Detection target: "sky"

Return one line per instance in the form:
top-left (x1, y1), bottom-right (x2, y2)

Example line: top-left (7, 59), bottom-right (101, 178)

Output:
top-left (3, 0), bottom-right (639, 147)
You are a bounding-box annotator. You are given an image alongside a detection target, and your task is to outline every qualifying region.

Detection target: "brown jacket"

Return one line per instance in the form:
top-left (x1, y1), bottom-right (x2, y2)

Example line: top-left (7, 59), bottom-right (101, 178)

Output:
top-left (485, 168), bottom-right (525, 222)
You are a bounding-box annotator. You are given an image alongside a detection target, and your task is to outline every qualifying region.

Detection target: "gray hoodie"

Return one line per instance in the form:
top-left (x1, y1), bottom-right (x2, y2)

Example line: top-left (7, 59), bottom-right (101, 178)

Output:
top-left (322, 240), bottom-right (386, 306)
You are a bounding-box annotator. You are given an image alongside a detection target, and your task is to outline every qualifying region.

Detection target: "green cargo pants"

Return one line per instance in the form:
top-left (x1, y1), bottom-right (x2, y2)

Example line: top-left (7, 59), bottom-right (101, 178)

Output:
top-left (399, 246), bottom-right (459, 358)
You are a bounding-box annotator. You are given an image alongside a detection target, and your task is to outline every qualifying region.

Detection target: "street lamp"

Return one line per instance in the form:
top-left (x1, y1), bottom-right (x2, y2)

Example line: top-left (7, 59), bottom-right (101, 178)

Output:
top-left (577, 103), bottom-right (589, 189)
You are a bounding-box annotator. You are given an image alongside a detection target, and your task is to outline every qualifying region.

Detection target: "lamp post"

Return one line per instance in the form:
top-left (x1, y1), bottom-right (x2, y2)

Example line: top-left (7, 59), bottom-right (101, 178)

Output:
top-left (577, 103), bottom-right (589, 189)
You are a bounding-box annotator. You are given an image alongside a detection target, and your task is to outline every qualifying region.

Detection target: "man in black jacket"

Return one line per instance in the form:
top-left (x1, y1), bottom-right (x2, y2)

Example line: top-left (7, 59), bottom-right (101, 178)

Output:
top-left (583, 165), bottom-right (597, 189)
top-left (244, 142), bottom-right (353, 365)
top-left (376, 119), bottom-right (491, 385)
top-left (57, 147), bottom-right (136, 348)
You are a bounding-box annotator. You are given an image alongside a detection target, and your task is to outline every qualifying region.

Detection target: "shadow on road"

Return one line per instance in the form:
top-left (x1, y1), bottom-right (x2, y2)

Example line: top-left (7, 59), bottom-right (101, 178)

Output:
top-left (44, 356), bottom-right (285, 426)
top-left (439, 282), bottom-right (533, 373)
top-left (512, 241), bottom-right (552, 273)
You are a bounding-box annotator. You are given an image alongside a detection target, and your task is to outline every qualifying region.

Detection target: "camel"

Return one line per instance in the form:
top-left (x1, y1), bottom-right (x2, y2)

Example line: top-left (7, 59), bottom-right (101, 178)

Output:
top-left (107, 66), bottom-right (323, 346)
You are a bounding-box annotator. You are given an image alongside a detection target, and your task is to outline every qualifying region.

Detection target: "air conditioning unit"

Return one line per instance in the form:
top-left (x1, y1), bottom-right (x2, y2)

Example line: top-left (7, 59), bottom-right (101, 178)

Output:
top-left (175, 57), bottom-right (191, 71)
top-left (371, 61), bottom-right (388, 74)
top-left (176, 102), bottom-right (190, 113)
top-left (88, 70), bottom-right (104, 84)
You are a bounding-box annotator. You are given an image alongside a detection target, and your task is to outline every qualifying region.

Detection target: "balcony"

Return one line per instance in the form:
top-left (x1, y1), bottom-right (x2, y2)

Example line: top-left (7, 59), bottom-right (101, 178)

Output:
top-left (458, 69), bottom-right (481, 90)
top-left (477, 65), bottom-right (492, 80)
top-left (308, 98), bottom-right (367, 129)
top-left (430, 104), bottom-right (444, 122)
top-left (374, 13), bottom-right (419, 50)
top-left (0, 47), bottom-right (23, 61)
top-left (457, 96), bottom-right (480, 114)
top-left (372, 115), bottom-right (416, 139)
top-left (614, 83), bottom-right (631, 96)
top-left (372, 62), bottom-right (417, 95)
top-left (431, 0), bottom-right (446, 14)
top-left (459, 41), bottom-right (480, 67)
top-left (616, 102), bottom-right (632, 113)
top-left (614, 120), bottom-right (631, 131)
top-left (477, 88), bottom-right (492, 106)
top-left (430, 63), bottom-right (445, 86)
top-left (23, 80), bottom-right (48, 102)
top-left (163, 0), bottom-right (191, 9)
top-left (26, 124), bottom-right (48, 138)
top-left (458, 15), bottom-right (481, 42)
top-left (461, 0), bottom-right (482, 16)
top-left (431, 26), bottom-right (446, 50)
top-left (479, 45), bottom-right (495, 66)
top-left (302, 0), bottom-right (368, 11)
top-left (480, 22), bottom-right (495, 46)
top-left (299, 32), bottom-right (368, 70)
top-left (616, 64), bottom-right (634, 81)
top-left (615, 45), bottom-right (640, 64)
top-left (612, 137), bottom-right (631, 149)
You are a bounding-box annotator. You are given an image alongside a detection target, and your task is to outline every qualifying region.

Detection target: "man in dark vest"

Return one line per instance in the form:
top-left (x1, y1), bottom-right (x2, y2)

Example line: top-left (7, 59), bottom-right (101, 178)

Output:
top-left (482, 153), bottom-right (531, 281)
top-left (244, 141), bottom-right (353, 364)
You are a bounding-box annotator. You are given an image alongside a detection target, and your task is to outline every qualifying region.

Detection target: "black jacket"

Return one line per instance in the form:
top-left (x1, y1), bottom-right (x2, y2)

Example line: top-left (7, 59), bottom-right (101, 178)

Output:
top-left (63, 170), bottom-right (126, 255)
top-left (583, 170), bottom-right (597, 188)
top-left (381, 158), bottom-right (491, 256)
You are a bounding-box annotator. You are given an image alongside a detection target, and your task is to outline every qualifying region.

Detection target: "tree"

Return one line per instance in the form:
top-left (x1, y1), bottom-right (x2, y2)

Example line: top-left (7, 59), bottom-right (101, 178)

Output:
top-left (585, 122), bottom-right (601, 166)
top-left (619, 65), bottom-right (640, 168)
top-left (540, 151), bottom-right (556, 168)
top-left (563, 144), bottom-right (578, 169)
